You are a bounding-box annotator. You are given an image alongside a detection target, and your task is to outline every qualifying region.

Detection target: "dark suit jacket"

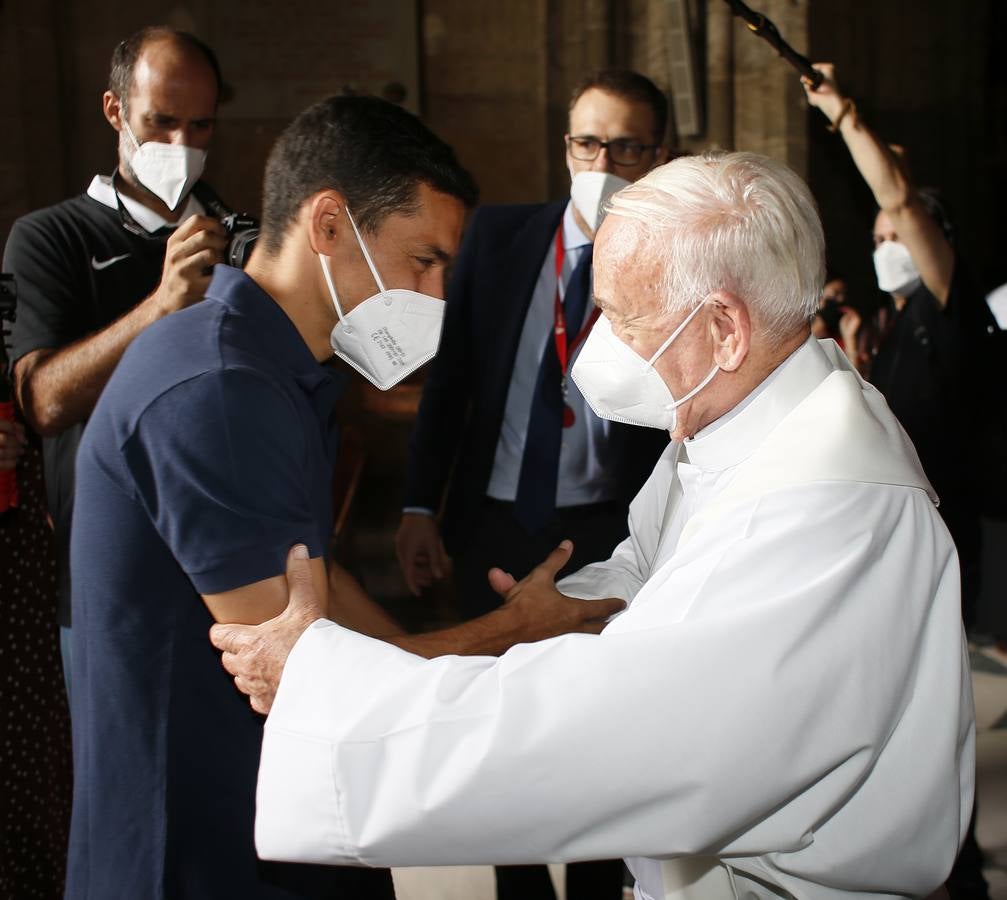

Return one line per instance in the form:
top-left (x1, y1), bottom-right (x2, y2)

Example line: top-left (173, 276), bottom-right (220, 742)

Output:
top-left (405, 201), bottom-right (669, 554)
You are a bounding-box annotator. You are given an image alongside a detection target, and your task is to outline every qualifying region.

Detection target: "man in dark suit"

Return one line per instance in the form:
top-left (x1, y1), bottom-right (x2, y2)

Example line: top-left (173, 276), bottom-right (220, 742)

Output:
top-left (395, 70), bottom-right (671, 900)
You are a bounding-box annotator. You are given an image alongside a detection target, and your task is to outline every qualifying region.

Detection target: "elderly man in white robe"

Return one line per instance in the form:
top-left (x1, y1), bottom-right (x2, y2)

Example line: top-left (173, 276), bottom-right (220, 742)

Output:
top-left (211, 151), bottom-right (973, 900)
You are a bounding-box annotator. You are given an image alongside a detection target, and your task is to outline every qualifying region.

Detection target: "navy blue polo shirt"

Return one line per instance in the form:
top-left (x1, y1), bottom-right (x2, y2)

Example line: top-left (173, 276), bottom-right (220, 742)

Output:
top-left (67, 266), bottom-right (393, 899)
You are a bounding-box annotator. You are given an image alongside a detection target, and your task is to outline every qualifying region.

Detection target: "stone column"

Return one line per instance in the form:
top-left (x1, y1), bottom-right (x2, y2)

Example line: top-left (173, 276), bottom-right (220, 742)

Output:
top-left (730, 0), bottom-right (810, 177)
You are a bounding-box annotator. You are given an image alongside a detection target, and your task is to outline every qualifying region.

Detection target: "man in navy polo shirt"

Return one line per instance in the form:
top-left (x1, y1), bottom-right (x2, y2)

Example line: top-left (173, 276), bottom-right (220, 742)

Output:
top-left (69, 95), bottom-right (623, 899)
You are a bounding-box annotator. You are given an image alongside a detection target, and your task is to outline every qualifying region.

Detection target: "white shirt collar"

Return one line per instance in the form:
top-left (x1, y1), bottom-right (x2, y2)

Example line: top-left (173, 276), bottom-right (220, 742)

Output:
top-left (685, 335), bottom-right (832, 473)
top-left (86, 174), bottom-right (204, 234)
top-left (562, 201), bottom-right (591, 250)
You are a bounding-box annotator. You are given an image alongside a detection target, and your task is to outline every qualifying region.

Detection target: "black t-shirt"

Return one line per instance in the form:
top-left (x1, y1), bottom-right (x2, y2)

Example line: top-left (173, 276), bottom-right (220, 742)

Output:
top-left (4, 192), bottom-right (171, 624)
top-left (870, 264), bottom-right (992, 526)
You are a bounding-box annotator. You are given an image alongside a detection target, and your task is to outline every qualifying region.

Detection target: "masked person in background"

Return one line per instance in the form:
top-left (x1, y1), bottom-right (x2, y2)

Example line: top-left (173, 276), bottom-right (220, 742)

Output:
top-left (396, 69), bottom-right (671, 899)
top-left (803, 64), bottom-right (997, 633)
top-left (805, 62), bottom-right (996, 900)
top-left (3, 26), bottom-right (232, 699)
top-left (214, 150), bottom-right (973, 900)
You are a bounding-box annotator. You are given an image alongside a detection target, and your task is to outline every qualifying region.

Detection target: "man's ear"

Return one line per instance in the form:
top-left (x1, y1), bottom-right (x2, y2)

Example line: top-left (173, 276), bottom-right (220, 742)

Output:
top-left (306, 191), bottom-right (348, 256)
top-left (707, 290), bottom-right (750, 372)
top-left (103, 91), bottom-right (124, 131)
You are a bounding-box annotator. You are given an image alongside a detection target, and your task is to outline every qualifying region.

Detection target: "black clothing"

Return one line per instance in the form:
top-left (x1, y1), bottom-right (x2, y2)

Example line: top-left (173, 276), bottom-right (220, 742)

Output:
top-left (870, 265), bottom-right (994, 626)
top-left (4, 192), bottom-right (169, 624)
top-left (2, 183), bottom-right (231, 625)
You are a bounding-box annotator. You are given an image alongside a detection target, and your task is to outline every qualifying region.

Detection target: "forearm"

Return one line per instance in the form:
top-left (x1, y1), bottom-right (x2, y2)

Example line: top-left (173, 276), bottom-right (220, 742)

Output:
top-left (834, 108), bottom-right (910, 213)
top-left (821, 88), bottom-right (953, 303)
top-left (388, 605), bottom-right (523, 659)
top-left (326, 561), bottom-right (404, 638)
top-left (15, 293), bottom-right (166, 434)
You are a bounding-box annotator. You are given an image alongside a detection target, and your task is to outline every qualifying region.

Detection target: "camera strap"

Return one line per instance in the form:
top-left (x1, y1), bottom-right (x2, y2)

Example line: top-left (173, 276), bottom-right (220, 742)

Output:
top-left (110, 172), bottom-right (233, 238)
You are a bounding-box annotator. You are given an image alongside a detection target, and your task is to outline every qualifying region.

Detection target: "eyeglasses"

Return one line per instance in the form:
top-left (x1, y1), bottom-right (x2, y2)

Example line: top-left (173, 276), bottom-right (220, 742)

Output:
top-left (566, 135), bottom-right (659, 166)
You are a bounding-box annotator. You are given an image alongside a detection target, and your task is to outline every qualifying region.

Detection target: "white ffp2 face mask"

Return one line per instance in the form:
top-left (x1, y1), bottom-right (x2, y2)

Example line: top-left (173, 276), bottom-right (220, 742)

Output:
top-left (873, 240), bottom-right (922, 296)
top-left (571, 305), bottom-right (718, 433)
top-left (570, 171), bottom-right (630, 233)
top-left (122, 120), bottom-right (206, 211)
top-left (320, 209), bottom-right (445, 391)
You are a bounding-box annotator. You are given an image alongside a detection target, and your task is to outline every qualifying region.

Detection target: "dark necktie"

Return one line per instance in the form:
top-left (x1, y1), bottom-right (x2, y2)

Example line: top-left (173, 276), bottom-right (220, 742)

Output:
top-left (513, 247), bottom-right (592, 534)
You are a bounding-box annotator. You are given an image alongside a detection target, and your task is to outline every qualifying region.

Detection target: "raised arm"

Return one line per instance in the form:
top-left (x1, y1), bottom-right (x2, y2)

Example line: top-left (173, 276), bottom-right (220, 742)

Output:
top-left (804, 63), bottom-right (954, 306)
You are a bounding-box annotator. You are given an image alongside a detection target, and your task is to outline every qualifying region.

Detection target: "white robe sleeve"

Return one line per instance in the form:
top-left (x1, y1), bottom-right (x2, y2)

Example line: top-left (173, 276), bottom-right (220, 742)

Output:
top-left (557, 442), bottom-right (678, 604)
top-left (255, 481), bottom-right (971, 897)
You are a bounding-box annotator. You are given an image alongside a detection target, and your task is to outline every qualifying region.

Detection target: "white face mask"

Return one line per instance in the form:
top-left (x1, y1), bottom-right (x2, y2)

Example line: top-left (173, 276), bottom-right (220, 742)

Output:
top-left (570, 171), bottom-right (630, 234)
top-left (571, 303), bottom-right (719, 433)
top-left (122, 120), bottom-right (206, 210)
top-left (320, 209), bottom-right (445, 391)
top-left (873, 239), bottom-right (921, 296)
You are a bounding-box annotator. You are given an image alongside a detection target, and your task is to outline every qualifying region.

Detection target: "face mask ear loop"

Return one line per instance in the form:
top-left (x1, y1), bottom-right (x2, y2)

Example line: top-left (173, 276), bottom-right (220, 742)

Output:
top-left (344, 208), bottom-right (388, 295)
top-left (319, 255), bottom-right (350, 328)
top-left (122, 118), bottom-right (142, 153)
top-left (646, 300), bottom-right (707, 368)
top-left (668, 364), bottom-right (719, 411)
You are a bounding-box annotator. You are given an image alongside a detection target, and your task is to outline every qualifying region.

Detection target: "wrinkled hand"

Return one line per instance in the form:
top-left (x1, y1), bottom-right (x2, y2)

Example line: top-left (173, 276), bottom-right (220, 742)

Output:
top-left (154, 215), bottom-right (228, 313)
top-left (488, 540), bottom-right (626, 642)
top-left (395, 513), bottom-right (451, 596)
top-left (209, 545), bottom-right (324, 715)
top-left (0, 417), bottom-right (27, 471)
top-left (801, 63), bottom-right (845, 123)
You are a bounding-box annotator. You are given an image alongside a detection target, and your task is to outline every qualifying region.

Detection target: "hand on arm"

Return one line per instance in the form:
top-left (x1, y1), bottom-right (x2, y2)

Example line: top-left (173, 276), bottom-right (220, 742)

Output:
top-left (14, 216), bottom-right (227, 435)
top-left (212, 540), bottom-right (626, 714)
top-left (209, 545), bottom-right (325, 715)
top-left (395, 512), bottom-right (450, 596)
top-left (803, 63), bottom-right (954, 306)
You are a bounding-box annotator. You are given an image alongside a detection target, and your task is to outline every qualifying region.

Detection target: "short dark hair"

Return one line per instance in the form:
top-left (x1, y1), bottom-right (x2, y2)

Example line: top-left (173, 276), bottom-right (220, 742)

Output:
top-left (260, 95), bottom-right (479, 254)
top-left (569, 69), bottom-right (669, 145)
top-left (109, 26), bottom-right (222, 111)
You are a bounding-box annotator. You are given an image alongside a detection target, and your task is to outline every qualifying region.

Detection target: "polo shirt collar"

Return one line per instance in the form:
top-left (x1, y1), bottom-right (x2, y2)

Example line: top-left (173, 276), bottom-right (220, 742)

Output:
top-left (204, 265), bottom-right (335, 395)
top-left (87, 174), bottom-right (204, 233)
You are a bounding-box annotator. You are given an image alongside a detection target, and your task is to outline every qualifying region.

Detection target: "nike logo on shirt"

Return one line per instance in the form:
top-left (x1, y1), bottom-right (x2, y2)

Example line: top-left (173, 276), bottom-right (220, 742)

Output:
top-left (91, 253), bottom-right (131, 270)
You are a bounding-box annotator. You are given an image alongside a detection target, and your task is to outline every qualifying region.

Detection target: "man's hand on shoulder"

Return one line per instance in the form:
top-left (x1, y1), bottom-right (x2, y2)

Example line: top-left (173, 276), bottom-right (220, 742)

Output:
top-left (490, 540), bottom-right (626, 644)
top-left (153, 215), bottom-right (228, 314)
top-left (209, 544), bottom-right (325, 715)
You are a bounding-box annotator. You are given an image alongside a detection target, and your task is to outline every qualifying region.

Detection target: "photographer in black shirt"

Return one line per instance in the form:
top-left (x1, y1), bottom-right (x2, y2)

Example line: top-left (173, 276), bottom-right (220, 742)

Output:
top-left (3, 26), bottom-right (230, 697)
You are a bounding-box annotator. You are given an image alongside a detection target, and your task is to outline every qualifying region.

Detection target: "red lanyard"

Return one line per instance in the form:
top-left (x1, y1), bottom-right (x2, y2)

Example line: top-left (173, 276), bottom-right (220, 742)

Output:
top-left (553, 227), bottom-right (600, 427)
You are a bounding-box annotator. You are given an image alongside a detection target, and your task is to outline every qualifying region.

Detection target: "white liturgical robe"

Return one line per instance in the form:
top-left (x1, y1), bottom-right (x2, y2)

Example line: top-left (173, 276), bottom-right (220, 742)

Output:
top-left (255, 337), bottom-right (974, 900)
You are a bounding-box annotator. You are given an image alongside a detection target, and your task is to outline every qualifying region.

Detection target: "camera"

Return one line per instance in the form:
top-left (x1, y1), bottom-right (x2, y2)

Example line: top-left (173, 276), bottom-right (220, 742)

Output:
top-left (221, 213), bottom-right (260, 269)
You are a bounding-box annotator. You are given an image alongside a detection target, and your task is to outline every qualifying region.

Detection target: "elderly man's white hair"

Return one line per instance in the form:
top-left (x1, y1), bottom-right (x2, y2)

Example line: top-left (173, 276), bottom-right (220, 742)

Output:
top-left (606, 150), bottom-right (825, 340)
